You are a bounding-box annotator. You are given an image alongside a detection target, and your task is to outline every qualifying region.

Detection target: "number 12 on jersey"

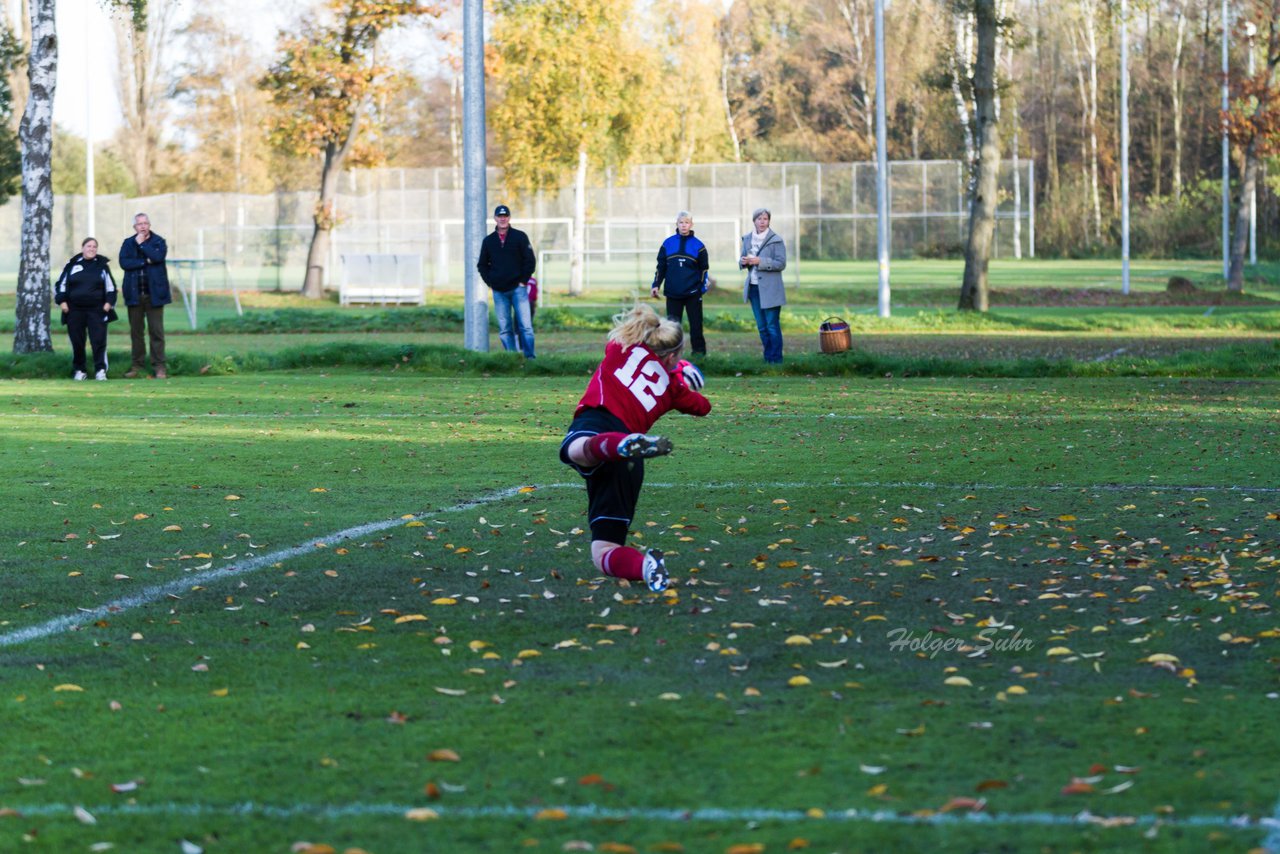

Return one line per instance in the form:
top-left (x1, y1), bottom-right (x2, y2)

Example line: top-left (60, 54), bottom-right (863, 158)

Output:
top-left (613, 347), bottom-right (670, 411)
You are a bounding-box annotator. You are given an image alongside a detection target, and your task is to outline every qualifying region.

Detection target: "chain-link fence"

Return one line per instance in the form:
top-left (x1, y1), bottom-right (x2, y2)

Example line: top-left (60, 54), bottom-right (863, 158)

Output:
top-left (0, 160), bottom-right (1033, 295)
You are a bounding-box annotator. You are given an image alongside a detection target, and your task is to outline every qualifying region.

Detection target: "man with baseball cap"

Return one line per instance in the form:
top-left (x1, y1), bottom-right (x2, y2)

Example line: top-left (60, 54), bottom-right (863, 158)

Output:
top-left (476, 204), bottom-right (537, 358)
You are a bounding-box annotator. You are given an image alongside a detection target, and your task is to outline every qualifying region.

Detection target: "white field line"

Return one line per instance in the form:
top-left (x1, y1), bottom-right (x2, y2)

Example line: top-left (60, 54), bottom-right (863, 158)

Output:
top-left (1266, 796), bottom-right (1280, 853)
top-left (5, 410), bottom-right (1271, 421)
top-left (640, 480), bottom-right (1280, 494)
top-left (2, 801), bottom-right (1275, 833)
top-left (0, 486), bottom-right (529, 650)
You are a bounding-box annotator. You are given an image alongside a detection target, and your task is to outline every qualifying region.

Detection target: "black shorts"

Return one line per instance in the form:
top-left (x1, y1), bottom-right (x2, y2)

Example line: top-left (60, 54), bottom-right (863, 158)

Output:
top-left (560, 408), bottom-right (644, 545)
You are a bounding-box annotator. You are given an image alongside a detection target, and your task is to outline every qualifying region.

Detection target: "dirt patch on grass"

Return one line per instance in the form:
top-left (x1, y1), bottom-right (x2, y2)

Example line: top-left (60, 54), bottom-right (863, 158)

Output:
top-left (991, 287), bottom-right (1276, 307)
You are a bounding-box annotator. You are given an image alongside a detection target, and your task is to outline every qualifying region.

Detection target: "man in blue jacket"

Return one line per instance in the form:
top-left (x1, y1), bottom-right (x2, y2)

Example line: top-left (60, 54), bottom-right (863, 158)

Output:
top-left (118, 213), bottom-right (172, 379)
top-left (650, 210), bottom-right (708, 356)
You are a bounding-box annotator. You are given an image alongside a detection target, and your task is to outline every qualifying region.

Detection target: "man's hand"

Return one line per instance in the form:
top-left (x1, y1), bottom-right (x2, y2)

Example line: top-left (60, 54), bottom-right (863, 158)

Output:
top-left (59, 302), bottom-right (68, 312)
top-left (650, 286), bottom-right (660, 299)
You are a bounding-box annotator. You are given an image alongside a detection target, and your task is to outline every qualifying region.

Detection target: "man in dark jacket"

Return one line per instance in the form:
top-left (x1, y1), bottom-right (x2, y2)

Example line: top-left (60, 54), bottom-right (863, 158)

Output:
top-left (118, 212), bottom-right (172, 379)
top-left (650, 210), bottom-right (709, 356)
top-left (476, 204), bottom-right (536, 358)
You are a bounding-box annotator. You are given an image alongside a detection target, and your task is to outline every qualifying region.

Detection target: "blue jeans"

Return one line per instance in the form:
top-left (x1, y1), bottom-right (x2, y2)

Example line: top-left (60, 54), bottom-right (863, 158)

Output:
top-left (492, 285), bottom-right (535, 358)
top-left (747, 285), bottom-right (783, 363)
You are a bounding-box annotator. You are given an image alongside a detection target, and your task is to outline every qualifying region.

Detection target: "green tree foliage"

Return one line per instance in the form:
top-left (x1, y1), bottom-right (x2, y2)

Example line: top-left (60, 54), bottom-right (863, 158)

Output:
top-left (490, 0), bottom-right (663, 194)
top-left (51, 127), bottom-right (137, 196)
top-left (260, 0), bottom-right (441, 297)
top-left (0, 23), bottom-right (23, 205)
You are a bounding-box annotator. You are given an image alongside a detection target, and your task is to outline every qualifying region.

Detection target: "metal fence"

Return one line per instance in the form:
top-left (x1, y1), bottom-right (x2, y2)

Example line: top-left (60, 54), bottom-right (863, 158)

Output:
top-left (0, 160), bottom-right (1033, 294)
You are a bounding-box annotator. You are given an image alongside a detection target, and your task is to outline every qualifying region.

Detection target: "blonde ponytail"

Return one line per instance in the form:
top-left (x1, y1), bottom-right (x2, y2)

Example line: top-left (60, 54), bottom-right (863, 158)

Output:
top-left (609, 302), bottom-right (684, 356)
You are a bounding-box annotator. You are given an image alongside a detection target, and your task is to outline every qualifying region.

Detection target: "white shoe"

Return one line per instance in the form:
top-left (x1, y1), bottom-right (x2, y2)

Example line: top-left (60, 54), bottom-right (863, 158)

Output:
top-left (73, 371), bottom-right (87, 381)
top-left (642, 549), bottom-right (668, 592)
top-left (94, 370), bottom-right (107, 381)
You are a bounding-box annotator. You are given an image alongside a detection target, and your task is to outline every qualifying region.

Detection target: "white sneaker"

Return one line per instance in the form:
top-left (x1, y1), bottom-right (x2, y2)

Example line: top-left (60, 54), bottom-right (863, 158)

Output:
top-left (73, 371), bottom-right (87, 381)
top-left (642, 549), bottom-right (668, 592)
top-left (94, 370), bottom-right (107, 381)
top-left (618, 433), bottom-right (673, 459)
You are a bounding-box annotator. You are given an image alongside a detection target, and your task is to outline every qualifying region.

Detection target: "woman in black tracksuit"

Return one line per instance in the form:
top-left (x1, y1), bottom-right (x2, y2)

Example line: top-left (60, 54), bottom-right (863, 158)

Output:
top-left (54, 238), bottom-right (118, 380)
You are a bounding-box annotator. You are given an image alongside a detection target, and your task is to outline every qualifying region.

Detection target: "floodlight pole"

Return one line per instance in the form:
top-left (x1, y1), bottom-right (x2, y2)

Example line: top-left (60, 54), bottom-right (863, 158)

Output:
top-left (874, 0), bottom-right (890, 318)
top-left (1119, 0), bottom-right (1129, 294)
top-left (85, 2), bottom-right (95, 237)
top-left (1221, 0), bottom-right (1230, 280)
top-left (462, 0), bottom-right (489, 351)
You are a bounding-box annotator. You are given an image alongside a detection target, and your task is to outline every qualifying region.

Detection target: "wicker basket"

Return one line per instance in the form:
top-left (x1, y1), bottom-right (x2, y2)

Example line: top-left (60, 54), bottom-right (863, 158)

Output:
top-left (819, 317), bottom-right (852, 354)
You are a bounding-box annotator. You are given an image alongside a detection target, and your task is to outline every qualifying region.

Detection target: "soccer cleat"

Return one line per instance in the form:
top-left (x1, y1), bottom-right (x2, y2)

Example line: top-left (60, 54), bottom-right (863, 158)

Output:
top-left (73, 370), bottom-right (88, 381)
top-left (642, 549), bottom-right (668, 592)
top-left (94, 370), bottom-right (107, 381)
top-left (618, 433), bottom-right (673, 459)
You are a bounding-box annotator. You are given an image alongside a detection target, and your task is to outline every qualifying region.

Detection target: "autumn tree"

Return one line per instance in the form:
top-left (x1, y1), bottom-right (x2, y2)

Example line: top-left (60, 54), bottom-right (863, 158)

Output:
top-left (112, 0), bottom-right (179, 196)
top-left (958, 0), bottom-right (1002, 311)
top-left (173, 10), bottom-right (274, 194)
top-left (648, 0), bottom-right (733, 164)
top-left (491, 0), bottom-right (663, 295)
top-left (261, 0), bottom-right (440, 299)
top-left (1226, 1), bottom-right (1280, 291)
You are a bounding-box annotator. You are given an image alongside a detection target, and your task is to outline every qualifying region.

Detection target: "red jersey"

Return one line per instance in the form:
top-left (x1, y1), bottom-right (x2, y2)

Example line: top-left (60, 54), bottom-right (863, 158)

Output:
top-left (574, 340), bottom-right (711, 433)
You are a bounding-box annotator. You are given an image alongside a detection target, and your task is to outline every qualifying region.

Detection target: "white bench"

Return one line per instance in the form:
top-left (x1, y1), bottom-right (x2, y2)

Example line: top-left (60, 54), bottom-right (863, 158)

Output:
top-left (339, 254), bottom-right (424, 305)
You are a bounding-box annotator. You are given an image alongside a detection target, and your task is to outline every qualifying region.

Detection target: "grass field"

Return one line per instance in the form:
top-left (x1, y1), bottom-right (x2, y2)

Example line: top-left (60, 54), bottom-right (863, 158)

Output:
top-left (3, 369), bottom-right (1279, 853)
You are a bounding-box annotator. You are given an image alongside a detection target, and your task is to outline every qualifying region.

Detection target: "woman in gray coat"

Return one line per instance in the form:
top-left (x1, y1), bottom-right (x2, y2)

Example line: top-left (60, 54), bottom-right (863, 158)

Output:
top-left (739, 207), bottom-right (787, 363)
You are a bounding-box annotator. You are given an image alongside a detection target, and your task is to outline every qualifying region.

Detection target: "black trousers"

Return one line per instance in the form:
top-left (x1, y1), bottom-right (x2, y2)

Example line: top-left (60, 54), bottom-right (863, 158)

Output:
top-left (66, 308), bottom-right (109, 373)
top-left (665, 294), bottom-right (706, 355)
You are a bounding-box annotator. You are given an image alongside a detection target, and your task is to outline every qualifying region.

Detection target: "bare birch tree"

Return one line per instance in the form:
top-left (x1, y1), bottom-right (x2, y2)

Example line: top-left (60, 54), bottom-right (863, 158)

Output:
top-left (1171, 0), bottom-right (1187, 202)
top-left (13, 0), bottom-right (53, 354)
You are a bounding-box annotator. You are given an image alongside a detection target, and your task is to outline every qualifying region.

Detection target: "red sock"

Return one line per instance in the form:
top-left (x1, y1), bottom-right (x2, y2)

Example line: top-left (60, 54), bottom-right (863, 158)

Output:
top-left (586, 432), bottom-right (628, 463)
top-left (600, 545), bottom-right (644, 580)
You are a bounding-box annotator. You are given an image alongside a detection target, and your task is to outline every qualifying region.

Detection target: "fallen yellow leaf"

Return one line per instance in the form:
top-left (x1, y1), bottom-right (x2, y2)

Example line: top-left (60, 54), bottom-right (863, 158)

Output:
top-left (427, 749), bottom-right (461, 762)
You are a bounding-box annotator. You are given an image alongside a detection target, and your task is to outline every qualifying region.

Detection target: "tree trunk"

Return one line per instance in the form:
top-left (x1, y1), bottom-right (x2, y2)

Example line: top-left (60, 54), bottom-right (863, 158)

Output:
top-left (1171, 5), bottom-right (1185, 203)
top-left (959, 0), bottom-right (1000, 313)
top-left (1227, 143), bottom-right (1259, 292)
top-left (13, 0), bottom-right (54, 354)
top-left (113, 0), bottom-right (176, 197)
top-left (570, 147), bottom-right (586, 296)
top-left (1147, 7), bottom-right (1161, 198)
top-left (302, 143), bottom-right (343, 299)
top-left (949, 12), bottom-right (976, 171)
top-left (300, 89), bottom-right (369, 299)
top-left (719, 40), bottom-right (741, 162)
top-left (1083, 2), bottom-right (1101, 241)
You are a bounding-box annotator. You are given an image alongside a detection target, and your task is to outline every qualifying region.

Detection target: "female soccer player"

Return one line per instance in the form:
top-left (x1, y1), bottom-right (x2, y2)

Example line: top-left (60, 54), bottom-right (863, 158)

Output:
top-left (559, 303), bottom-right (710, 591)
